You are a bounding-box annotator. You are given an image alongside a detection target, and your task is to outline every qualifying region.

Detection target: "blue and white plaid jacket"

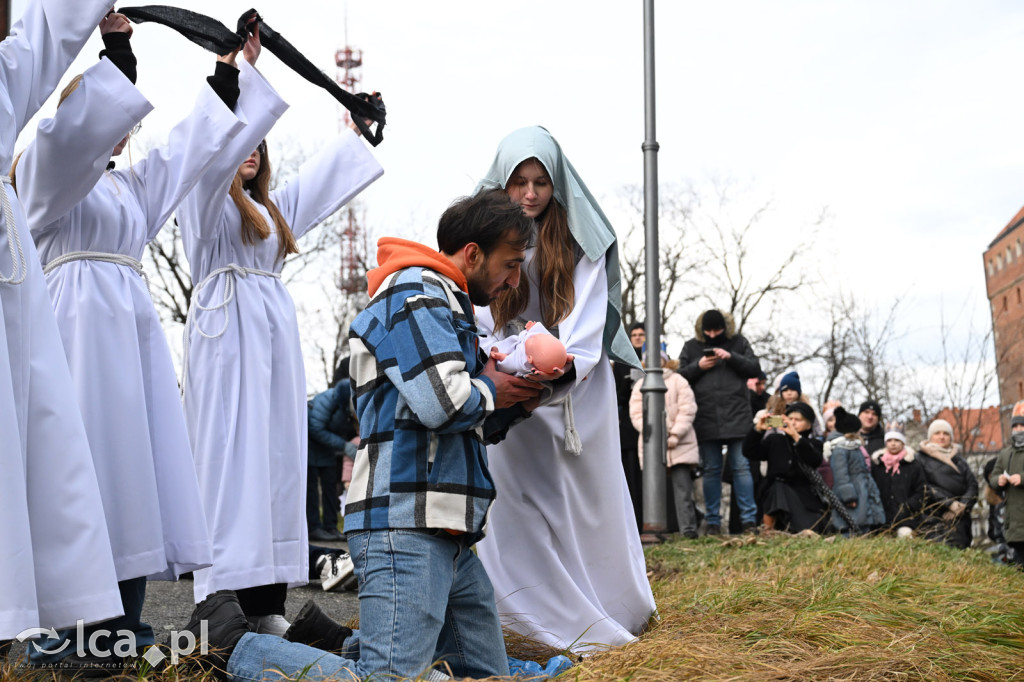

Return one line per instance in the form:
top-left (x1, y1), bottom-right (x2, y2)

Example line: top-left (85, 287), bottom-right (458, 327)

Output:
top-left (345, 262), bottom-right (500, 539)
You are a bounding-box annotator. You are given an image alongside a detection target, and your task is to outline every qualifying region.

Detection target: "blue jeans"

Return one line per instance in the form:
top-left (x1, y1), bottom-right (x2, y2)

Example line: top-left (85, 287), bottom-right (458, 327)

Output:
top-left (699, 439), bottom-right (757, 527)
top-left (227, 529), bottom-right (509, 681)
top-left (29, 577), bottom-right (154, 664)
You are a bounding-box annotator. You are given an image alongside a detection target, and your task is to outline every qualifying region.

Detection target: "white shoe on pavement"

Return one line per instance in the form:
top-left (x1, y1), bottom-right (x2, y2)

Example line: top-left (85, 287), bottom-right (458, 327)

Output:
top-left (316, 551), bottom-right (357, 592)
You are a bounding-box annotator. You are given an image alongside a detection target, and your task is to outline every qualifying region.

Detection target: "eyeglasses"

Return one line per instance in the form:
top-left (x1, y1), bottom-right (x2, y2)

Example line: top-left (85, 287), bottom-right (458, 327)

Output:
top-left (255, 140), bottom-right (267, 155)
top-left (129, 122), bottom-right (142, 136)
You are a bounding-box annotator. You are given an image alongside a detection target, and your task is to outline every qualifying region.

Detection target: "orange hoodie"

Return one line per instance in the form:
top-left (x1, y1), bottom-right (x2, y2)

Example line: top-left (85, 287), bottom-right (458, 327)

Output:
top-left (366, 237), bottom-right (468, 298)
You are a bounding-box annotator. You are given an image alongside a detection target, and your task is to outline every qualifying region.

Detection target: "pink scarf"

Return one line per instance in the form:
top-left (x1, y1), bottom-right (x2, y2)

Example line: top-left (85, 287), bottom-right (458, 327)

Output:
top-left (881, 448), bottom-right (906, 475)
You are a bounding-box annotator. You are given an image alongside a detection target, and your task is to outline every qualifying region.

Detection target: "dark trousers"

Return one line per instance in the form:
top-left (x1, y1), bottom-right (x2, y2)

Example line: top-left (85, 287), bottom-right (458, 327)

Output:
top-left (307, 463), bottom-right (339, 531)
top-left (1009, 541), bottom-right (1024, 570)
top-left (29, 576), bottom-right (153, 663)
top-left (621, 446), bottom-right (643, 532)
top-left (236, 583), bottom-right (288, 618)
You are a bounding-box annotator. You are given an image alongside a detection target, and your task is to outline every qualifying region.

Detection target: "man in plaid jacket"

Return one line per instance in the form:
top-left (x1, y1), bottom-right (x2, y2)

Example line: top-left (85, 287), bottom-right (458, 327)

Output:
top-left (344, 190), bottom-right (541, 679)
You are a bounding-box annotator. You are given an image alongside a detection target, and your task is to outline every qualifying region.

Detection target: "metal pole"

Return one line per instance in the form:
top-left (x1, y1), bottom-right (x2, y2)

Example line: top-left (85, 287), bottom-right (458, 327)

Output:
top-left (640, 0), bottom-right (667, 534)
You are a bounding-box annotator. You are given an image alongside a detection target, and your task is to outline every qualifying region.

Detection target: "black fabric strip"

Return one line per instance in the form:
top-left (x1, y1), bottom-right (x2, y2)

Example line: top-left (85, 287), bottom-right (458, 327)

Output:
top-left (120, 5), bottom-right (386, 145)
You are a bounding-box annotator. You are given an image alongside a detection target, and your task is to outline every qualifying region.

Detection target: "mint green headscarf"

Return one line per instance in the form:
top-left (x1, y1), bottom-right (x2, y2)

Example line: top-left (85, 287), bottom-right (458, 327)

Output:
top-left (475, 126), bottom-right (639, 369)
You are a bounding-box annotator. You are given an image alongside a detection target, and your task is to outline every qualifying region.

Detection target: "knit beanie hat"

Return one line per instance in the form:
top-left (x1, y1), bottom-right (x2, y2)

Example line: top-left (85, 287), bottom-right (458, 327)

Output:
top-left (1012, 400), bottom-right (1024, 428)
top-left (784, 401), bottom-right (816, 425)
top-left (884, 420), bottom-right (906, 444)
top-left (833, 407), bottom-right (862, 435)
top-left (701, 309), bottom-right (726, 333)
top-left (778, 371), bottom-right (801, 395)
top-left (859, 400), bottom-right (882, 419)
top-left (927, 419), bottom-right (953, 438)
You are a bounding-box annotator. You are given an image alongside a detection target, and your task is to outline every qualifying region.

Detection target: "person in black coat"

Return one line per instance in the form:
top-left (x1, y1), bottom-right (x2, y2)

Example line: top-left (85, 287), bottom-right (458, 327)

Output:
top-left (870, 430), bottom-right (928, 537)
top-left (743, 402), bottom-right (828, 533)
top-left (858, 400), bottom-right (886, 455)
top-left (917, 419), bottom-right (978, 549)
top-left (680, 309), bottom-right (762, 535)
top-left (613, 322), bottom-right (646, 531)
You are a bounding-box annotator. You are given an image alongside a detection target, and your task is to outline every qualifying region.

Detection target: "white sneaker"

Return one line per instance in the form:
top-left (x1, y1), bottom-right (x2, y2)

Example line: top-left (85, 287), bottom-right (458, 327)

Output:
top-left (247, 614), bottom-right (291, 637)
top-left (318, 551), bottom-right (357, 592)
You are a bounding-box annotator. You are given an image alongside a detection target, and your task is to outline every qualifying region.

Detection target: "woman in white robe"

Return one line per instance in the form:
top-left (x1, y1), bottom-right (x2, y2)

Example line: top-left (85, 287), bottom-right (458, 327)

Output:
top-left (474, 126), bottom-right (656, 652)
top-left (177, 31), bottom-right (384, 634)
top-left (16, 19), bottom-right (248, 663)
top-left (0, 0), bottom-right (125, 647)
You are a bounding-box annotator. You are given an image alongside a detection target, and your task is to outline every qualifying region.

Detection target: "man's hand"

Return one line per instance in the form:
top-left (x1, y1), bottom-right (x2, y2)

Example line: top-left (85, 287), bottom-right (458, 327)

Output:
top-left (713, 347), bottom-right (732, 361)
top-left (100, 11), bottom-right (132, 37)
top-left (698, 355), bottom-right (719, 370)
top-left (481, 358), bottom-right (542, 409)
top-left (948, 500), bottom-right (966, 517)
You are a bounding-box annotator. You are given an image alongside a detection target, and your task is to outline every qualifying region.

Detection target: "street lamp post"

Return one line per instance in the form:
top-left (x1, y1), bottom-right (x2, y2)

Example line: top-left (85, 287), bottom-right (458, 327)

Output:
top-left (640, 0), bottom-right (667, 535)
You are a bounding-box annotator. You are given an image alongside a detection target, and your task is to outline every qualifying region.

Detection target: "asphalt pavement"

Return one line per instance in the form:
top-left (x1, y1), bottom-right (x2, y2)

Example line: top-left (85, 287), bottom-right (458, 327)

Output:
top-left (6, 537), bottom-right (359, 665)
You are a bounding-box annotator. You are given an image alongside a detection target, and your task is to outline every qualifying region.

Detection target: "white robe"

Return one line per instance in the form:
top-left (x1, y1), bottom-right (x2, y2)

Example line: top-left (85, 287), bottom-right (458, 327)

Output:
top-left (178, 62), bottom-right (384, 602)
top-left (20, 58), bottom-right (247, 583)
top-left (476, 248), bottom-right (656, 651)
top-left (0, 0), bottom-right (126, 639)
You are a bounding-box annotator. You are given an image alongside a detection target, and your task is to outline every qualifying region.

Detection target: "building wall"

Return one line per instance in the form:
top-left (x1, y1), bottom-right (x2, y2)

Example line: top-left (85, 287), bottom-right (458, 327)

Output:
top-left (983, 217), bottom-right (1024, 436)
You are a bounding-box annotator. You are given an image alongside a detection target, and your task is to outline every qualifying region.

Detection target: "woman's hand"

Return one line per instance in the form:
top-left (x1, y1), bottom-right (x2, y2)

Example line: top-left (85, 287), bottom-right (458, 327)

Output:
top-left (100, 11), bottom-right (133, 37)
top-left (243, 15), bottom-right (261, 66)
top-left (782, 418), bottom-right (801, 442)
top-left (217, 47), bottom-right (241, 68)
top-left (948, 500), bottom-right (966, 517)
top-left (1010, 473), bottom-right (1022, 487)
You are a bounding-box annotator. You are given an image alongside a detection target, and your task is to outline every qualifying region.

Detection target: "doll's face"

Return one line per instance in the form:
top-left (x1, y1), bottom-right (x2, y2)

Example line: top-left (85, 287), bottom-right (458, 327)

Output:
top-left (525, 333), bottom-right (567, 374)
top-left (506, 158), bottom-right (553, 219)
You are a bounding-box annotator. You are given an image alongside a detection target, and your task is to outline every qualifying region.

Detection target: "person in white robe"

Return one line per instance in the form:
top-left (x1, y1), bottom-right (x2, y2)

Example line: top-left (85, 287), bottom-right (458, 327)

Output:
top-left (0, 0), bottom-right (127, 652)
top-left (474, 126), bottom-right (656, 652)
top-left (177, 25), bottom-right (384, 636)
top-left (16, 15), bottom-right (249, 665)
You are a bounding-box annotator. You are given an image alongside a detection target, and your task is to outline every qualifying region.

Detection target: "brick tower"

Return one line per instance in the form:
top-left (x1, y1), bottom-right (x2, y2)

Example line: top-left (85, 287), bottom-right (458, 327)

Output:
top-left (984, 206), bottom-right (1024, 435)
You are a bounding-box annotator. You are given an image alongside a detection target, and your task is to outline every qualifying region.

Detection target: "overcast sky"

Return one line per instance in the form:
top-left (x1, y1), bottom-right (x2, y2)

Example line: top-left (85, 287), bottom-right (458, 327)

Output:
top-left (11, 0), bottom-right (1024, 391)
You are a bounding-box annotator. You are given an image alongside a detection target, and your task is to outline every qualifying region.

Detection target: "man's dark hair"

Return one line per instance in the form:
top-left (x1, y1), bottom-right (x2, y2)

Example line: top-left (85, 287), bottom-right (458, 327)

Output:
top-left (437, 189), bottom-right (533, 256)
top-left (629, 321), bottom-right (645, 332)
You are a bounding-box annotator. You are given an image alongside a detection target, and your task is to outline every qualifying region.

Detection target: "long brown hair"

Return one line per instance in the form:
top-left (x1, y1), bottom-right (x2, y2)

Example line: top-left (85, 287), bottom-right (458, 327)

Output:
top-left (230, 142), bottom-right (297, 258)
top-left (491, 186), bottom-right (575, 330)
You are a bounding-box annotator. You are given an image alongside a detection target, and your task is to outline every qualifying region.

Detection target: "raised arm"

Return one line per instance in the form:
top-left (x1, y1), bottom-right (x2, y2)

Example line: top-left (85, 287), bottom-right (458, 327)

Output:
top-left (18, 57), bottom-right (151, 232)
top-left (0, 0), bottom-right (118, 134)
top-left (178, 56), bottom-right (287, 240)
top-left (269, 128), bottom-right (383, 241)
top-left (132, 78), bottom-right (246, 241)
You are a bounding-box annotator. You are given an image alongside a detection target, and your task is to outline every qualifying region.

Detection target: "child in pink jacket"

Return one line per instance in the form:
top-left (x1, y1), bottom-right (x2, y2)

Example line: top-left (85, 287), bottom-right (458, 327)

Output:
top-left (630, 351), bottom-right (699, 537)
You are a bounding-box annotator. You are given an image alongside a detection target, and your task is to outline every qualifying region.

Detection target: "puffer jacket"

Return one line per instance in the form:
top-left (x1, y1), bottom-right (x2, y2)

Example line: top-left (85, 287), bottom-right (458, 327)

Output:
top-left (308, 380), bottom-right (358, 467)
top-left (678, 311), bottom-right (762, 441)
top-left (826, 435), bottom-right (886, 530)
top-left (629, 368), bottom-right (698, 469)
top-left (917, 442), bottom-right (978, 515)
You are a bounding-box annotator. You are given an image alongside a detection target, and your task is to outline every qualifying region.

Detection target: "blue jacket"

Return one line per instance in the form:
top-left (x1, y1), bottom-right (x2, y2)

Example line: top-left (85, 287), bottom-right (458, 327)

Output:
top-left (344, 239), bottom-right (523, 541)
top-left (307, 381), bottom-right (358, 467)
top-left (825, 435), bottom-right (886, 531)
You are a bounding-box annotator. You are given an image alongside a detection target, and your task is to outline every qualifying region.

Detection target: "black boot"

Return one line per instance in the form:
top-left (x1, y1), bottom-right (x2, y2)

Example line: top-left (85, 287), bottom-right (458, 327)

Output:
top-left (180, 591), bottom-right (252, 678)
top-left (284, 600), bottom-right (352, 654)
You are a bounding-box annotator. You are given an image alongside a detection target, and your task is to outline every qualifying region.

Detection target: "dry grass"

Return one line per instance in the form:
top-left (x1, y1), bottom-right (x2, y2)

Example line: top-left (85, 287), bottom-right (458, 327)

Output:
top-left (566, 533), bottom-right (1024, 681)
top-left (4, 534), bottom-right (1022, 680)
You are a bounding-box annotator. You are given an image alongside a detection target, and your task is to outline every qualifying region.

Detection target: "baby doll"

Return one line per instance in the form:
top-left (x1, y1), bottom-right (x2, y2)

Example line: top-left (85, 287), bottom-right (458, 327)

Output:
top-left (488, 321), bottom-right (570, 378)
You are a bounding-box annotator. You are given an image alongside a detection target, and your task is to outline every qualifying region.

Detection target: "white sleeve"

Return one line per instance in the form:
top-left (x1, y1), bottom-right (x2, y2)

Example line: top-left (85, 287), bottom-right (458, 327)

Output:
top-left (557, 253), bottom-right (611, 386)
top-left (270, 128), bottom-right (383, 241)
top-left (178, 60), bottom-right (288, 241)
top-left (0, 0), bottom-right (117, 133)
top-left (19, 58), bottom-right (152, 233)
top-left (131, 82), bottom-right (247, 242)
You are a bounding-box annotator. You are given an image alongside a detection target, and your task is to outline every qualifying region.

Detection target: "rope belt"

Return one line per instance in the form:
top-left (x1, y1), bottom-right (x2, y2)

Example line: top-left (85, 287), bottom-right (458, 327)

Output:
top-left (181, 263), bottom-right (280, 394)
top-left (0, 176), bottom-right (27, 285)
top-left (43, 251), bottom-right (150, 292)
